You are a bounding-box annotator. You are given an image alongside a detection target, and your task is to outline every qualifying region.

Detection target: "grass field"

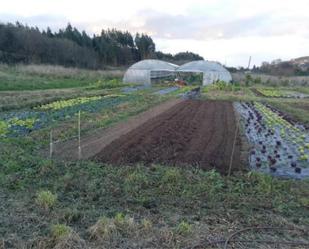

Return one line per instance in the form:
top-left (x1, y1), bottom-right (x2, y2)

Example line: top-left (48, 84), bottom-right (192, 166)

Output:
top-left (0, 64), bottom-right (124, 91)
top-left (1, 65), bottom-right (309, 248)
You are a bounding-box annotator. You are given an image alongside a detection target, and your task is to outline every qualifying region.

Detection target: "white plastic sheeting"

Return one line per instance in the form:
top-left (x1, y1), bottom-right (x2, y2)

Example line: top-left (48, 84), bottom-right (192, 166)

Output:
top-left (123, 59), bottom-right (178, 85)
top-left (123, 59), bottom-right (232, 86)
top-left (176, 60), bottom-right (232, 85)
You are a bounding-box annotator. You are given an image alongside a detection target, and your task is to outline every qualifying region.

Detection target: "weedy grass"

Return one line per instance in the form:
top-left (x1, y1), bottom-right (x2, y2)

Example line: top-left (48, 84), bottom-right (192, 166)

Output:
top-left (0, 158), bottom-right (309, 248)
top-left (50, 224), bottom-right (86, 249)
top-left (35, 190), bottom-right (57, 210)
top-left (175, 221), bottom-right (192, 236)
top-left (0, 64), bottom-right (124, 91)
top-left (202, 84), bottom-right (259, 102)
top-left (51, 224), bottom-right (72, 240)
top-left (89, 213), bottom-right (137, 241)
top-left (267, 99), bottom-right (309, 127)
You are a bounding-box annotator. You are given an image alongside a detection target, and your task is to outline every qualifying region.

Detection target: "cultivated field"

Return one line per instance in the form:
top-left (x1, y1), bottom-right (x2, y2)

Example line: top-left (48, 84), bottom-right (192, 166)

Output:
top-left (95, 100), bottom-right (242, 174)
top-left (0, 65), bottom-right (309, 248)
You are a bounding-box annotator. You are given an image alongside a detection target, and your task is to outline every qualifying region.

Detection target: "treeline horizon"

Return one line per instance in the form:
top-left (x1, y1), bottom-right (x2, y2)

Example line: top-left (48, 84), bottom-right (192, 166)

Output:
top-left (0, 22), bottom-right (203, 69)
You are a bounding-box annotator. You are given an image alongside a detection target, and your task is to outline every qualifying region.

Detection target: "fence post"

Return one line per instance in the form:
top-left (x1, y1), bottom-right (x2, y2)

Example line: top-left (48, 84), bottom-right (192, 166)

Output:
top-left (49, 130), bottom-right (53, 158)
top-left (228, 116), bottom-right (239, 177)
top-left (78, 111), bottom-right (81, 159)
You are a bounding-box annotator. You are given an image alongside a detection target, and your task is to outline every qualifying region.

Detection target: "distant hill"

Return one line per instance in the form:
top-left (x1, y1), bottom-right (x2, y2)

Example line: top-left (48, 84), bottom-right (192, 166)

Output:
top-left (253, 56), bottom-right (309, 76)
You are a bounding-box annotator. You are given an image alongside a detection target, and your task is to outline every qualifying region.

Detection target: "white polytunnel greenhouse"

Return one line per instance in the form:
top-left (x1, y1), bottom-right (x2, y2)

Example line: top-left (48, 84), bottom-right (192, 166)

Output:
top-left (123, 59), bottom-right (232, 86)
top-left (123, 59), bottom-right (179, 85)
top-left (176, 60), bottom-right (232, 85)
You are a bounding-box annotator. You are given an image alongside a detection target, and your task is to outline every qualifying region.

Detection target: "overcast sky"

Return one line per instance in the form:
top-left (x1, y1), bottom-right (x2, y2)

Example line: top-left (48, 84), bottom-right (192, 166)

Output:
top-left (1, 0), bottom-right (309, 67)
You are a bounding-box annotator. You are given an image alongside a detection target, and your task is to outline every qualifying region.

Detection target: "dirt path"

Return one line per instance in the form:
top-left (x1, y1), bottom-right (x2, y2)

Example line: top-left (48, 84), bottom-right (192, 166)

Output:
top-left (94, 100), bottom-right (242, 174)
top-left (53, 98), bottom-right (183, 160)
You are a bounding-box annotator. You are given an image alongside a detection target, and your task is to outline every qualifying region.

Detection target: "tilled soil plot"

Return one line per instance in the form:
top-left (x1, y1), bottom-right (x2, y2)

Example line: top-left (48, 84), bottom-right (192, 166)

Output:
top-left (52, 98), bottom-right (183, 160)
top-left (94, 100), bottom-right (242, 173)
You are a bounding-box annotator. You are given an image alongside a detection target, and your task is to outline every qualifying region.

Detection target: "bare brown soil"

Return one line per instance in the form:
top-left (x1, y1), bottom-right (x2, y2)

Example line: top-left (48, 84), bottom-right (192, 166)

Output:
top-left (94, 100), bottom-right (242, 174)
top-left (53, 98), bottom-right (183, 160)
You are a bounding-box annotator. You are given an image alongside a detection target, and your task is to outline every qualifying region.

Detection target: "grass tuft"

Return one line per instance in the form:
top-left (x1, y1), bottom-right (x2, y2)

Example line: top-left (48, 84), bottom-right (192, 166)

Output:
top-left (175, 221), bottom-right (192, 236)
top-left (35, 190), bottom-right (57, 210)
top-left (141, 218), bottom-right (153, 231)
top-left (51, 224), bottom-right (72, 241)
top-left (88, 216), bottom-right (118, 241)
top-left (161, 168), bottom-right (182, 184)
top-left (88, 213), bottom-right (138, 241)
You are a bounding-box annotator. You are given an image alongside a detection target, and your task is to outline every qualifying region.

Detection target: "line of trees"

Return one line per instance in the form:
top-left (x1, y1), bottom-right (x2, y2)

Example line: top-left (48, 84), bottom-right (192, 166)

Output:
top-left (0, 22), bottom-right (203, 69)
top-left (252, 59), bottom-right (309, 76)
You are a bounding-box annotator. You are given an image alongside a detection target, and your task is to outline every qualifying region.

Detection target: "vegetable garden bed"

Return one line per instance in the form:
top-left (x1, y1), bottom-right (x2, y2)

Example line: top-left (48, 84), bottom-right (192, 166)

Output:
top-left (94, 100), bottom-right (242, 174)
top-left (252, 88), bottom-right (309, 98)
top-left (235, 102), bottom-right (309, 179)
top-left (0, 94), bottom-right (134, 137)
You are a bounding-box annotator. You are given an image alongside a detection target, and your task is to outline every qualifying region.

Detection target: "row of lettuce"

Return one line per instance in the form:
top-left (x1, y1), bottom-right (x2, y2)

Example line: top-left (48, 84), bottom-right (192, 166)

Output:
top-left (0, 85), bottom-right (185, 138)
top-left (253, 88), bottom-right (309, 98)
top-left (235, 101), bottom-right (309, 179)
top-left (0, 94), bottom-right (135, 137)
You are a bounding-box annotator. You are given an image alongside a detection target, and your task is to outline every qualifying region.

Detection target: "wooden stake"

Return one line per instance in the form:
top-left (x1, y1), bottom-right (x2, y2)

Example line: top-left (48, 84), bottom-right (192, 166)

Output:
top-left (228, 117), bottom-right (239, 176)
top-left (49, 130), bottom-right (53, 158)
top-left (78, 111), bottom-right (81, 159)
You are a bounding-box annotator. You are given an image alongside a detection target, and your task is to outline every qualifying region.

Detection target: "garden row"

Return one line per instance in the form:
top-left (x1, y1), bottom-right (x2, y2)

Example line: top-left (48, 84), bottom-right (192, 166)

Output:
top-left (0, 83), bottom-right (186, 138)
top-left (252, 88), bottom-right (309, 98)
top-left (235, 101), bottom-right (309, 179)
top-left (0, 94), bottom-right (136, 137)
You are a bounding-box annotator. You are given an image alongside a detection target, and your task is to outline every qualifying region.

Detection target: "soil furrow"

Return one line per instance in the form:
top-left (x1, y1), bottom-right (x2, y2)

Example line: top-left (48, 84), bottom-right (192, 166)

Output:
top-left (94, 100), bottom-right (242, 174)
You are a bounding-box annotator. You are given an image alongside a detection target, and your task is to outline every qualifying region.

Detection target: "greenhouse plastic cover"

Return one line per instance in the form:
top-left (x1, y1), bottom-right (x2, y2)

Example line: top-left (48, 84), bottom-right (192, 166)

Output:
top-left (123, 59), bottom-right (232, 85)
top-left (123, 59), bottom-right (178, 85)
top-left (176, 60), bottom-right (232, 85)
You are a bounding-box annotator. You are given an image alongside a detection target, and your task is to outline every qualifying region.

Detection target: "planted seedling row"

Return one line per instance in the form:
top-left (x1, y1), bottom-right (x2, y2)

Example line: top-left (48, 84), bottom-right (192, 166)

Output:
top-left (253, 88), bottom-right (309, 98)
top-left (0, 94), bottom-right (133, 137)
top-left (235, 102), bottom-right (309, 179)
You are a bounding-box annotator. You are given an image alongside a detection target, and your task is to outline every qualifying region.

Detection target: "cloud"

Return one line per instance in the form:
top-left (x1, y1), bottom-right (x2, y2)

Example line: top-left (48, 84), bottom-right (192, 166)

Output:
top-left (145, 12), bottom-right (268, 40)
top-left (0, 0), bottom-right (309, 66)
top-left (0, 13), bottom-right (69, 31)
top-left (121, 9), bottom-right (309, 40)
top-left (156, 34), bottom-right (309, 67)
top-left (2, 10), bottom-right (308, 41)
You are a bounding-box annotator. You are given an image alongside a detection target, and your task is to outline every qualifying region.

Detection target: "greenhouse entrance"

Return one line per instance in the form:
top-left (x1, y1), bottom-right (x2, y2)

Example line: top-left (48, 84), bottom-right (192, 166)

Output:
top-left (123, 59), bottom-right (179, 85)
top-left (176, 61), bottom-right (232, 86)
top-left (150, 70), bottom-right (176, 85)
top-left (175, 72), bottom-right (203, 86)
